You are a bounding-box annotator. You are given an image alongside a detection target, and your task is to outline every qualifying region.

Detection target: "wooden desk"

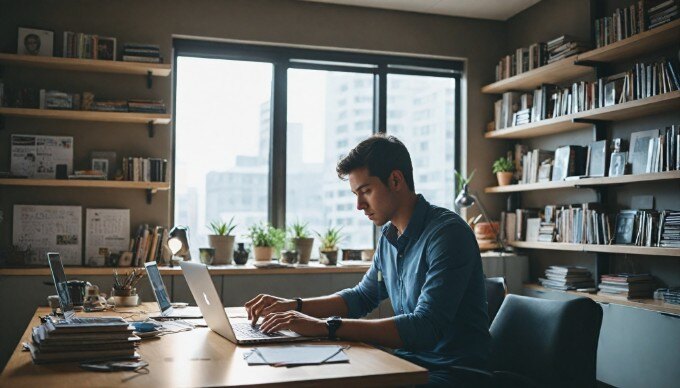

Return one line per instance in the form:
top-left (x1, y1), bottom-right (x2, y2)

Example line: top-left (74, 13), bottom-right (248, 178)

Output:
top-left (0, 303), bottom-right (428, 387)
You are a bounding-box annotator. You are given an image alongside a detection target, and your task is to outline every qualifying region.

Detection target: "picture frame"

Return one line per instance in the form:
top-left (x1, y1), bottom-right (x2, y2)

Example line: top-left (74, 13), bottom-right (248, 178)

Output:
top-left (552, 146), bottom-right (570, 181)
top-left (608, 152), bottom-right (628, 177)
top-left (629, 129), bottom-right (659, 175)
top-left (92, 158), bottom-right (109, 177)
top-left (614, 210), bottom-right (637, 245)
top-left (96, 36), bottom-right (116, 61)
top-left (17, 27), bottom-right (54, 57)
top-left (603, 73), bottom-right (625, 107)
top-left (587, 140), bottom-right (607, 177)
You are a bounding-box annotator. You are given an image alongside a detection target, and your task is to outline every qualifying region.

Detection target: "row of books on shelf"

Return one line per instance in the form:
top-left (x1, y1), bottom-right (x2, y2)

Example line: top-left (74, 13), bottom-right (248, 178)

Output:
top-left (504, 127), bottom-right (679, 186)
top-left (493, 58), bottom-right (679, 131)
top-left (130, 224), bottom-right (171, 268)
top-left (540, 267), bottom-right (680, 305)
top-left (494, 35), bottom-right (590, 81)
top-left (501, 205), bottom-right (679, 248)
top-left (493, 1), bottom-right (677, 82)
top-left (37, 89), bottom-right (166, 113)
top-left (28, 316), bottom-right (139, 364)
top-left (122, 157), bottom-right (168, 183)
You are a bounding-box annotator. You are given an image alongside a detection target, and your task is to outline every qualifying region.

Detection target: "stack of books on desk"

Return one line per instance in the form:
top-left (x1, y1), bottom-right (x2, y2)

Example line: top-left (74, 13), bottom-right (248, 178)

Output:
top-left (598, 273), bottom-right (657, 300)
top-left (28, 316), bottom-right (139, 364)
top-left (539, 265), bottom-right (595, 290)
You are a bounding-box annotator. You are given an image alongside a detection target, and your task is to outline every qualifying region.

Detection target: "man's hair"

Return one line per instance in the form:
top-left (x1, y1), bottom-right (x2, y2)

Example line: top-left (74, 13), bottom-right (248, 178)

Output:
top-left (336, 134), bottom-right (415, 191)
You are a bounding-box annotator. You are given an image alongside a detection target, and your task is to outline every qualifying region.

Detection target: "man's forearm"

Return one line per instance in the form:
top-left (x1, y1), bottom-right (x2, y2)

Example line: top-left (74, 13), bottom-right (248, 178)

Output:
top-left (299, 294), bottom-right (349, 318)
top-left (334, 318), bottom-right (404, 349)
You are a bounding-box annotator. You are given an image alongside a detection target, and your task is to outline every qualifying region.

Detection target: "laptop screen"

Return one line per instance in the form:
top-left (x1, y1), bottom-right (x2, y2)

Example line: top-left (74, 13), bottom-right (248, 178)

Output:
top-left (146, 262), bottom-right (172, 312)
top-left (47, 252), bottom-right (75, 319)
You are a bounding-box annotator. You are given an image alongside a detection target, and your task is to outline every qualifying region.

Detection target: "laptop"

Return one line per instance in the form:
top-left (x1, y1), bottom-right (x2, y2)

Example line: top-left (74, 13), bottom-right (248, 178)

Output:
top-left (47, 252), bottom-right (127, 326)
top-left (179, 261), bottom-right (309, 344)
top-left (144, 261), bottom-right (202, 319)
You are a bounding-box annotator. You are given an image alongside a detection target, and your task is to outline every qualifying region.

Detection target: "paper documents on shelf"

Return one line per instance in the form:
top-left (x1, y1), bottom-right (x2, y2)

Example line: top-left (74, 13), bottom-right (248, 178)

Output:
top-left (244, 345), bottom-right (349, 366)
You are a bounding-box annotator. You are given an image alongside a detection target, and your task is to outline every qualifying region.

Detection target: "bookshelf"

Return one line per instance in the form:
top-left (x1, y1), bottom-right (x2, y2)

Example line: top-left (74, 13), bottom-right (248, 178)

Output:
top-left (525, 283), bottom-right (680, 315)
top-left (485, 170), bottom-right (680, 193)
top-left (509, 241), bottom-right (680, 257)
top-left (482, 19), bottom-right (680, 94)
top-left (0, 179), bottom-right (169, 191)
top-left (485, 91), bottom-right (680, 139)
top-left (0, 53), bottom-right (171, 76)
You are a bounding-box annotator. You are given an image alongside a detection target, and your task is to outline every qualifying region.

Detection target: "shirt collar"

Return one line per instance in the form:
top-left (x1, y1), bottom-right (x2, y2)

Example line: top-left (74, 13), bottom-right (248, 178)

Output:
top-left (382, 194), bottom-right (430, 246)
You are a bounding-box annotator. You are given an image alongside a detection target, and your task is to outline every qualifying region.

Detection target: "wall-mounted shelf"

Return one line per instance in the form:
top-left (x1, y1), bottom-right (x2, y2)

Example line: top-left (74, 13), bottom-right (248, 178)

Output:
top-left (482, 19), bottom-right (680, 94)
top-left (0, 107), bottom-right (171, 125)
top-left (525, 284), bottom-right (680, 315)
top-left (0, 53), bottom-right (171, 76)
top-left (0, 179), bottom-right (169, 204)
top-left (485, 170), bottom-right (680, 193)
top-left (509, 241), bottom-right (680, 257)
top-left (485, 91), bottom-right (680, 139)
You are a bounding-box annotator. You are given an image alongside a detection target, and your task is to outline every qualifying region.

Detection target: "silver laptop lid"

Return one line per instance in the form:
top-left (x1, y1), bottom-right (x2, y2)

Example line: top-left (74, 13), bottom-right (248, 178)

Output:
top-left (179, 261), bottom-right (237, 342)
top-left (47, 252), bottom-right (75, 320)
top-left (145, 261), bottom-right (173, 316)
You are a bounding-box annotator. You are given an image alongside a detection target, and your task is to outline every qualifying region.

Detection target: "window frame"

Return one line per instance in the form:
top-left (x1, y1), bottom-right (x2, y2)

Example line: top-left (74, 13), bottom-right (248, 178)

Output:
top-left (172, 38), bottom-right (463, 232)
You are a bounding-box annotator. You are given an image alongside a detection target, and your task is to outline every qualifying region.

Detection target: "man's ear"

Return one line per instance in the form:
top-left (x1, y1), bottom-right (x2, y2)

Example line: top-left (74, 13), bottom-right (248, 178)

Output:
top-left (390, 170), bottom-right (403, 190)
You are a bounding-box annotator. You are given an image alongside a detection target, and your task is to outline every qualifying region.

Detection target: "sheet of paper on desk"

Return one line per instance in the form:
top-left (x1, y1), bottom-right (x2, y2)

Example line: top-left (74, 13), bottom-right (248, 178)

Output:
top-left (244, 345), bottom-right (349, 366)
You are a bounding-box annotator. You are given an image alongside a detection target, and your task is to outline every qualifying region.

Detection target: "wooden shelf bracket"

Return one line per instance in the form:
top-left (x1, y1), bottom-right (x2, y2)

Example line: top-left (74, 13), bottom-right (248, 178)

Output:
top-left (147, 70), bottom-right (153, 89)
top-left (147, 121), bottom-right (155, 138)
top-left (146, 188), bottom-right (157, 204)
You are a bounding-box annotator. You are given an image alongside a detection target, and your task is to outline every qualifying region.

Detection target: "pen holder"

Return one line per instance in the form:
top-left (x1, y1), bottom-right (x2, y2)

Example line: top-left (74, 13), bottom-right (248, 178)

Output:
top-left (111, 287), bottom-right (139, 307)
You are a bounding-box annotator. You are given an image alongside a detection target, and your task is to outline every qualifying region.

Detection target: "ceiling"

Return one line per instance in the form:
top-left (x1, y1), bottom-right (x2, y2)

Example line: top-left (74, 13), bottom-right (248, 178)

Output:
top-left (300, 0), bottom-right (542, 21)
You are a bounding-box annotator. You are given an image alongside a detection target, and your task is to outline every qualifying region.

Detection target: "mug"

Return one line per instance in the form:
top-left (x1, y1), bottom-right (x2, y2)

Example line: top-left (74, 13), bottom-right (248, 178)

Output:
top-left (199, 247), bottom-right (215, 265)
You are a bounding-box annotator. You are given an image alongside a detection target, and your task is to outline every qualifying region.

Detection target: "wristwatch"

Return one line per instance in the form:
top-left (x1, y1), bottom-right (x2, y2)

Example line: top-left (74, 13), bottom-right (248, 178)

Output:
top-left (326, 316), bottom-right (342, 340)
top-left (293, 297), bottom-right (303, 312)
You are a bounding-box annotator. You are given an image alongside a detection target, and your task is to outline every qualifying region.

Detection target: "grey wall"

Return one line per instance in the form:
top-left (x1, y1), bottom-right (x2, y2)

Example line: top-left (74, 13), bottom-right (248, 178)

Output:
top-left (0, 0), bottom-right (508, 253)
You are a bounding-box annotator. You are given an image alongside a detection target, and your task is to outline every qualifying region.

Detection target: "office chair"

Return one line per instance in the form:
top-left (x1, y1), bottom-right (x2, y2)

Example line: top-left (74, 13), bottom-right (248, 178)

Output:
top-left (451, 294), bottom-right (603, 388)
top-left (485, 277), bottom-right (507, 324)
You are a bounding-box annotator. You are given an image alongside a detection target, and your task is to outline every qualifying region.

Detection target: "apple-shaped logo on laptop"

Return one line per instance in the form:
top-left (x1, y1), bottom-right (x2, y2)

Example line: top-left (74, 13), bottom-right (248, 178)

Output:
top-left (203, 292), bottom-right (210, 305)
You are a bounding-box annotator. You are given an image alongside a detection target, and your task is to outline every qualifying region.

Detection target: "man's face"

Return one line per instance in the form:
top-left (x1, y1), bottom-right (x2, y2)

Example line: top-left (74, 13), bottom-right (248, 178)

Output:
top-left (349, 167), bottom-right (397, 226)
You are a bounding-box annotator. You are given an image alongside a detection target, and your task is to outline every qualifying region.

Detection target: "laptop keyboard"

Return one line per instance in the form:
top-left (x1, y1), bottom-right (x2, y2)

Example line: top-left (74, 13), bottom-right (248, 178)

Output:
top-left (232, 323), bottom-right (285, 339)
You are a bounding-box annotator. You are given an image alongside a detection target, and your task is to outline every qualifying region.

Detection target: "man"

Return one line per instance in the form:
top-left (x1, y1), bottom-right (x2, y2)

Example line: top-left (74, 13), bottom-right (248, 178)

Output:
top-left (245, 134), bottom-right (490, 385)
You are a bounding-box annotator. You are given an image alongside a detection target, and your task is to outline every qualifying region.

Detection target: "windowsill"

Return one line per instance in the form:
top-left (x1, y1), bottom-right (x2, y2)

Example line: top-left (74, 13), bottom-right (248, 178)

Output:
top-left (0, 261), bottom-right (372, 276)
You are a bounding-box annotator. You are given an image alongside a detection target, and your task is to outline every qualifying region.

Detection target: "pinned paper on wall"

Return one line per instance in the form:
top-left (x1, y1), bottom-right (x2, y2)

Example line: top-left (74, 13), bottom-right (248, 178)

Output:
top-left (85, 209), bottom-right (130, 266)
top-left (13, 205), bottom-right (82, 265)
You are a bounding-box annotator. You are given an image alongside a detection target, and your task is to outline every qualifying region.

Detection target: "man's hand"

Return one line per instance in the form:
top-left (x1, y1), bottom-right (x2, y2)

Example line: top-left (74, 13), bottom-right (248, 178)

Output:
top-left (244, 294), bottom-right (296, 325)
top-left (260, 310), bottom-right (327, 337)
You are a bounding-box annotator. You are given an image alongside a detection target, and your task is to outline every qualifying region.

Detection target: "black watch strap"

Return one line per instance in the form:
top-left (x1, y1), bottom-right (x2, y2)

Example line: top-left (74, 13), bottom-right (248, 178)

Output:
top-left (294, 297), bottom-right (303, 312)
top-left (326, 316), bottom-right (342, 340)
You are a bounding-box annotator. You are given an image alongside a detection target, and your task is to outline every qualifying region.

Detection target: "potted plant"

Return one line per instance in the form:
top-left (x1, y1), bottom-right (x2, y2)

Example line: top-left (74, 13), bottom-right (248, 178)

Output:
top-left (492, 157), bottom-right (515, 186)
top-left (454, 169), bottom-right (476, 197)
top-left (288, 220), bottom-right (314, 265)
top-left (207, 217), bottom-right (237, 265)
top-left (247, 222), bottom-right (285, 262)
top-left (316, 226), bottom-right (344, 266)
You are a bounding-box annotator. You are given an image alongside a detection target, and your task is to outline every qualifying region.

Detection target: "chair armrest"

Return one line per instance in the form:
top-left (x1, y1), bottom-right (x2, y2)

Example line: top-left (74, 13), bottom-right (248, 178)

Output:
top-left (492, 370), bottom-right (540, 388)
top-left (449, 366), bottom-right (493, 388)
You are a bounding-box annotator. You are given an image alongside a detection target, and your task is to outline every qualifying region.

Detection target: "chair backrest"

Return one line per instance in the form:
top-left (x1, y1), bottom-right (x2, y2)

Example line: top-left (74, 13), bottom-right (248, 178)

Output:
top-left (485, 277), bottom-right (507, 324)
top-left (489, 294), bottom-right (603, 388)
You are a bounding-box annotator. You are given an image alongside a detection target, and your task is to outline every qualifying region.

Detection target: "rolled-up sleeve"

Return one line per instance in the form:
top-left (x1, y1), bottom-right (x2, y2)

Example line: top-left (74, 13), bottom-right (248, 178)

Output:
top-left (393, 222), bottom-right (478, 351)
top-left (335, 255), bottom-right (388, 318)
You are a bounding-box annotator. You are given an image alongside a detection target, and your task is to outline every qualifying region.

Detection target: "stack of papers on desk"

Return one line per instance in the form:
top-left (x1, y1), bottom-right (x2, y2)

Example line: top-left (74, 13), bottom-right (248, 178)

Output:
top-left (244, 345), bottom-right (349, 366)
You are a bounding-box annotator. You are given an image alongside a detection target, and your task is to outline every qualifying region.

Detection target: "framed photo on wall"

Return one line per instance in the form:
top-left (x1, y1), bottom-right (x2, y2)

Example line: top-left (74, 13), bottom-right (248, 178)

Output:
top-left (17, 27), bottom-right (54, 56)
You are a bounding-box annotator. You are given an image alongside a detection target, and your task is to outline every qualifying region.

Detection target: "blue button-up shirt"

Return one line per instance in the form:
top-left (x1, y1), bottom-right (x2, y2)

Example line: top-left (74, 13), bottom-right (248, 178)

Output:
top-left (337, 194), bottom-right (490, 370)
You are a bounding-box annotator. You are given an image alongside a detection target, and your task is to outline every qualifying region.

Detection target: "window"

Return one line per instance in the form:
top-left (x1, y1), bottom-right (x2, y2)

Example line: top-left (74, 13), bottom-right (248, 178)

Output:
top-left (174, 40), bottom-right (461, 256)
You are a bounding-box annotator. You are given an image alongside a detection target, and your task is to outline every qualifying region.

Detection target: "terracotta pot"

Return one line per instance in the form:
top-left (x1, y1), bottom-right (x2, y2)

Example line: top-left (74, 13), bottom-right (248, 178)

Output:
top-left (253, 246), bottom-right (274, 262)
top-left (208, 235), bottom-right (235, 265)
top-left (293, 237), bottom-right (314, 264)
top-left (496, 171), bottom-right (513, 186)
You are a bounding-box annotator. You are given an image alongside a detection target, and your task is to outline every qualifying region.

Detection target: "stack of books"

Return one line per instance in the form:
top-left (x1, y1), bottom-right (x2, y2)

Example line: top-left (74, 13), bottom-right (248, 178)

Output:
top-left (598, 273), bottom-right (656, 300)
top-left (647, 0), bottom-right (678, 29)
top-left (539, 265), bottom-right (595, 291)
top-left (122, 43), bottom-right (162, 63)
top-left (128, 99), bottom-right (166, 114)
top-left (122, 157), bottom-right (168, 182)
top-left (91, 99), bottom-right (128, 112)
top-left (538, 223), bottom-right (556, 242)
top-left (546, 36), bottom-right (590, 64)
top-left (28, 316), bottom-right (139, 364)
top-left (662, 287), bottom-right (680, 305)
top-left (130, 224), bottom-right (171, 266)
top-left (658, 210), bottom-right (680, 247)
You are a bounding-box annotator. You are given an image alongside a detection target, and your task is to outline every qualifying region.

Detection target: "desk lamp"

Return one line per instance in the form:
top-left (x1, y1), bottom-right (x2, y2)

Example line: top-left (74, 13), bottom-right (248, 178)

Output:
top-left (455, 183), bottom-right (507, 252)
top-left (168, 226), bottom-right (191, 265)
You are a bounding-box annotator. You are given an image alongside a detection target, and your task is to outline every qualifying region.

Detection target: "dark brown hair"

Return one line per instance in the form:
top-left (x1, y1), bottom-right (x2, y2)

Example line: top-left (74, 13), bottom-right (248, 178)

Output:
top-left (336, 134), bottom-right (415, 191)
